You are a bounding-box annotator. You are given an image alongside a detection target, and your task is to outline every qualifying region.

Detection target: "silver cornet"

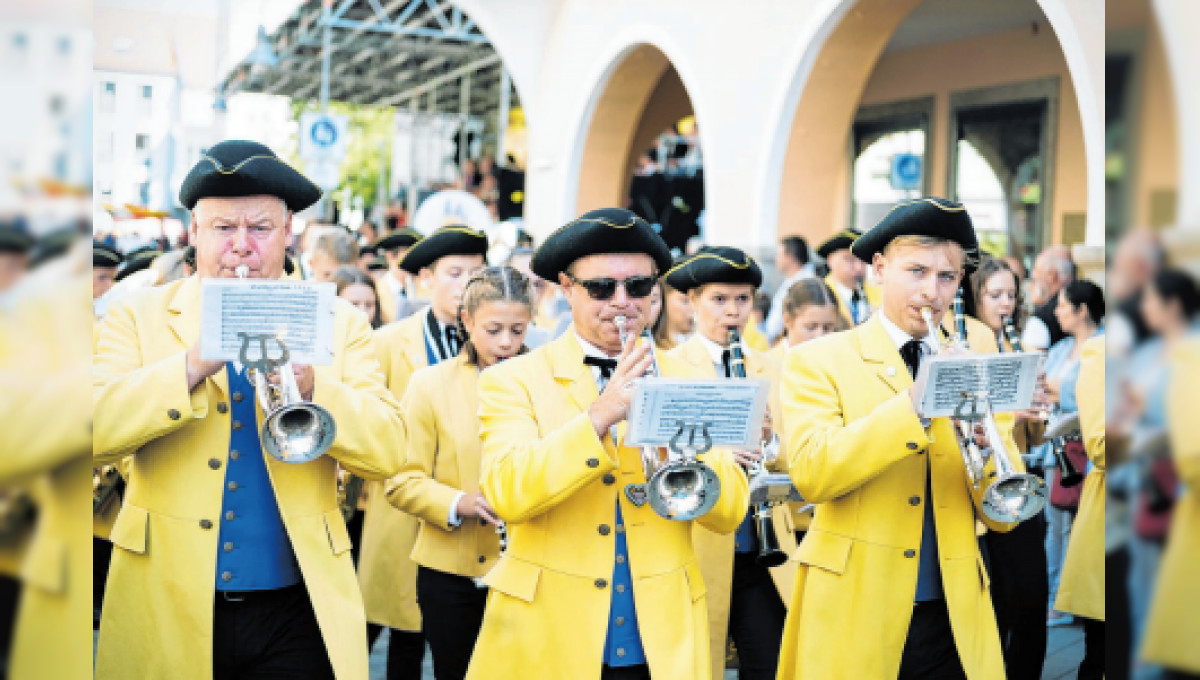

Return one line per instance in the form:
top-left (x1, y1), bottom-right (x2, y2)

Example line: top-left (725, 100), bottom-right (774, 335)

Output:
top-left (614, 314), bottom-right (721, 521)
top-left (236, 265), bottom-right (337, 463)
top-left (921, 299), bottom-right (1046, 524)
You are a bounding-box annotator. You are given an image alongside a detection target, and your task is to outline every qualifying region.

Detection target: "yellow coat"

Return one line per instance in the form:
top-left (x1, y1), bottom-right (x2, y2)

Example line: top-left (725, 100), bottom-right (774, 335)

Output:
top-left (356, 309), bottom-right (428, 631)
top-left (93, 275), bottom-right (406, 680)
top-left (1, 272), bottom-right (93, 680)
top-left (468, 329), bottom-right (750, 679)
top-left (668, 335), bottom-right (798, 680)
top-left (386, 353), bottom-right (502, 578)
top-left (1141, 338), bottom-right (1200, 672)
top-left (1054, 336), bottom-right (1105, 620)
top-left (825, 274), bottom-right (881, 328)
top-left (776, 314), bottom-right (1018, 680)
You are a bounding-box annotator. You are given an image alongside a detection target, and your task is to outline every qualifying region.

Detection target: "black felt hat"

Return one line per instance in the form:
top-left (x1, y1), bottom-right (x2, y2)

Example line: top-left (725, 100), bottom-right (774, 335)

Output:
top-left (115, 247), bottom-right (160, 282)
top-left (366, 255), bottom-right (388, 271)
top-left (398, 224), bottom-right (488, 274)
top-left (663, 246), bottom-right (763, 293)
top-left (179, 140), bottom-right (321, 212)
top-left (375, 227), bottom-right (424, 252)
top-left (94, 240), bottom-right (123, 268)
top-left (816, 228), bottom-right (863, 260)
top-left (531, 208), bottom-right (672, 281)
top-left (851, 197), bottom-right (979, 270)
top-left (0, 224), bottom-right (34, 254)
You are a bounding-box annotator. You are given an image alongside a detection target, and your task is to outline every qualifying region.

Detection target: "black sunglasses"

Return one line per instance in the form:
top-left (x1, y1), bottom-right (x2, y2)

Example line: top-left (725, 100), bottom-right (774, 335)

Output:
top-left (566, 273), bottom-right (657, 301)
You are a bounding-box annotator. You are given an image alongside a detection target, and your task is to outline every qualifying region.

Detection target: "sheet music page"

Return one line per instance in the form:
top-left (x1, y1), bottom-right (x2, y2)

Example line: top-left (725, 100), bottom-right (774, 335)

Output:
top-left (200, 279), bottom-right (337, 365)
top-left (626, 378), bottom-right (769, 448)
top-left (912, 352), bottom-right (1040, 418)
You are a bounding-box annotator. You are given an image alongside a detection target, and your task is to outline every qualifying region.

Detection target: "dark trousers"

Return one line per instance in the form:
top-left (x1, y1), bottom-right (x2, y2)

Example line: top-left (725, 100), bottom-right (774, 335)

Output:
top-left (417, 566), bottom-right (488, 680)
top-left (366, 623), bottom-right (425, 680)
top-left (1078, 617), bottom-right (1105, 680)
top-left (600, 664), bottom-right (651, 679)
top-left (727, 552), bottom-right (787, 680)
top-left (1107, 548), bottom-right (1131, 680)
top-left (897, 600), bottom-right (968, 680)
top-left (213, 584), bottom-right (334, 680)
top-left (984, 513), bottom-right (1048, 680)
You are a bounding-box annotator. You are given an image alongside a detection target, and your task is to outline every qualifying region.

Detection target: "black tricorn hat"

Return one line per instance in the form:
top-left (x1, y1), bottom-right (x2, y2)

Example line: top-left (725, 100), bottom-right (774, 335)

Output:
top-left (399, 225), bottom-right (488, 274)
top-left (94, 240), bottom-right (123, 267)
top-left (179, 140), bottom-right (321, 212)
top-left (664, 246), bottom-right (763, 293)
top-left (531, 208), bottom-right (671, 281)
top-left (816, 228), bottom-right (863, 260)
top-left (375, 227), bottom-right (424, 252)
top-left (0, 224), bottom-right (33, 254)
top-left (852, 197), bottom-right (979, 271)
top-left (115, 247), bottom-right (160, 282)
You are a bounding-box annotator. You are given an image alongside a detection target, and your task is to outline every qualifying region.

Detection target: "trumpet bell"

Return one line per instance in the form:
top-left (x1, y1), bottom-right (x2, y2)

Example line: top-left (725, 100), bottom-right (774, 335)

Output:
top-left (647, 461), bottom-right (721, 521)
top-left (262, 402), bottom-right (337, 463)
top-left (980, 474), bottom-right (1047, 524)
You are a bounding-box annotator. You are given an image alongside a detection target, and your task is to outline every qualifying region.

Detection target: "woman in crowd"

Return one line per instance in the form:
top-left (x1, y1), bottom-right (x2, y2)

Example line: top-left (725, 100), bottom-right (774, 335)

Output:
top-left (770, 277), bottom-right (842, 364)
top-left (652, 277), bottom-right (694, 350)
top-left (334, 265), bottom-right (383, 329)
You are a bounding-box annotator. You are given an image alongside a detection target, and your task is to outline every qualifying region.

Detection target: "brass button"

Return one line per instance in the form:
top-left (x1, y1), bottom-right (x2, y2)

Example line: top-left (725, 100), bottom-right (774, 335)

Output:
top-left (230, 450), bottom-right (240, 461)
top-left (199, 519), bottom-right (213, 530)
top-left (217, 402), bottom-right (229, 414)
top-left (221, 571), bottom-right (232, 582)
top-left (904, 549), bottom-right (916, 558)
top-left (909, 496), bottom-right (921, 506)
top-left (616, 525), bottom-right (625, 534)
top-left (595, 578), bottom-right (607, 589)
top-left (615, 616), bottom-right (625, 626)
top-left (598, 524), bottom-right (611, 536)
top-left (586, 457), bottom-right (600, 468)
top-left (616, 584), bottom-right (626, 594)
top-left (225, 511), bottom-right (235, 521)
top-left (616, 555), bottom-right (625, 564)
top-left (906, 442), bottom-right (919, 451)
top-left (228, 481), bottom-right (239, 491)
top-left (477, 555), bottom-right (486, 563)
top-left (223, 542), bottom-right (234, 552)
top-left (232, 392), bottom-right (244, 403)
top-left (208, 458), bottom-right (222, 470)
top-left (232, 420), bottom-right (243, 431)
top-left (602, 473), bottom-right (616, 485)
top-left (167, 408), bottom-right (181, 420)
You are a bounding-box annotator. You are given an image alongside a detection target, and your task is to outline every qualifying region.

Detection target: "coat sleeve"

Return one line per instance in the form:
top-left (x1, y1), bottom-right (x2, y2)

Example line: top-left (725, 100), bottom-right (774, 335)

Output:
top-left (1167, 342), bottom-right (1199, 486)
top-left (312, 306), bottom-right (405, 481)
top-left (1076, 338), bottom-right (1105, 469)
top-left (385, 369), bottom-right (462, 529)
top-left (782, 344), bottom-right (931, 504)
top-left (93, 298), bottom-right (212, 465)
top-left (477, 364), bottom-right (617, 523)
top-left (695, 447), bottom-right (750, 534)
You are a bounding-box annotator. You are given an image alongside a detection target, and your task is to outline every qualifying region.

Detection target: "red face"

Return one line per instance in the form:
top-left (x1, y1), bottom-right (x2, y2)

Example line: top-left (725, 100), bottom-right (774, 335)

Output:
top-left (190, 195), bottom-right (292, 279)
top-left (873, 242), bottom-right (964, 338)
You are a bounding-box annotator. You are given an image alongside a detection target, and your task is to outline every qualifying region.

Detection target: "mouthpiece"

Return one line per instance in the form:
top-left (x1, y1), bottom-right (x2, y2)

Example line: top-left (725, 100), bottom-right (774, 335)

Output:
top-left (920, 307), bottom-right (935, 333)
top-left (614, 315), bottom-right (629, 345)
top-left (235, 265), bottom-right (250, 279)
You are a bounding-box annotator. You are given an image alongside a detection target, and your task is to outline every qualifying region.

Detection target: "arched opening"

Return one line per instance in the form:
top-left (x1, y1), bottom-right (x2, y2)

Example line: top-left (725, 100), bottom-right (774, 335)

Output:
top-left (767, 0), bottom-right (1094, 271)
top-left (574, 43), bottom-right (703, 254)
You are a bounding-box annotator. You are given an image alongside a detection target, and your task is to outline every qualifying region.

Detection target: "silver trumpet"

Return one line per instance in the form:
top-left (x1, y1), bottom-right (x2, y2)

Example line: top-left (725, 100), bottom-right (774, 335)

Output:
top-left (236, 265), bottom-right (337, 463)
top-left (921, 298), bottom-right (1046, 524)
top-left (614, 314), bottom-right (721, 521)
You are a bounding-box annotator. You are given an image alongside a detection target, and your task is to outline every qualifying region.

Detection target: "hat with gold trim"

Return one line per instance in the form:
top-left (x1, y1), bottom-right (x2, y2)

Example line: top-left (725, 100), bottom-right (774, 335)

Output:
top-left (816, 228), bottom-right (863, 259)
top-left (851, 197), bottom-right (979, 270)
top-left (399, 224), bottom-right (488, 274)
top-left (663, 246), bottom-right (762, 293)
top-left (531, 208), bottom-right (671, 280)
top-left (93, 240), bottom-right (123, 268)
top-left (179, 140), bottom-right (321, 212)
top-left (375, 227), bottom-right (424, 252)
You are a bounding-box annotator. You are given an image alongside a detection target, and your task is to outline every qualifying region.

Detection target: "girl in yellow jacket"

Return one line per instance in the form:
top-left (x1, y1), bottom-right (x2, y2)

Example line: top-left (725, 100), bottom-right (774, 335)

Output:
top-left (386, 266), bottom-right (533, 680)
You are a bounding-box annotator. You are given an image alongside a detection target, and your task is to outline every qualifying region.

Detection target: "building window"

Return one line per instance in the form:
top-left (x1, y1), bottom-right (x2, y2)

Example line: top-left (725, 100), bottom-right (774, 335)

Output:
top-left (135, 134), bottom-right (150, 152)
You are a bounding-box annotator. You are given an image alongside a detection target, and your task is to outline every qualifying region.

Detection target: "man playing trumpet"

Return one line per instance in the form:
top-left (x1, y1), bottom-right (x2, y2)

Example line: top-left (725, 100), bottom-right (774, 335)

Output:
top-left (93, 140), bottom-right (406, 680)
top-left (777, 198), bottom-right (1023, 680)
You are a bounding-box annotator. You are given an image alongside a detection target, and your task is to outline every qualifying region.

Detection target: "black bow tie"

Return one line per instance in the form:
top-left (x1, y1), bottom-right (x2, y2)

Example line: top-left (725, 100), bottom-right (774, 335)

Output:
top-left (583, 355), bottom-right (618, 380)
top-left (445, 326), bottom-right (461, 355)
top-left (899, 339), bottom-right (924, 378)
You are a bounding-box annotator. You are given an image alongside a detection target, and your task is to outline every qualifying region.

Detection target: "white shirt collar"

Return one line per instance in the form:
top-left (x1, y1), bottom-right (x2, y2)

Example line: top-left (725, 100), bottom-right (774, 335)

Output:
top-left (829, 278), bottom-right (854, 305)
top-left (696, 333), bottom-right (728, 368)
top-left (878, 309), bottom-right (935, 352)
top-left (573, 330), bottom-right (616, 360)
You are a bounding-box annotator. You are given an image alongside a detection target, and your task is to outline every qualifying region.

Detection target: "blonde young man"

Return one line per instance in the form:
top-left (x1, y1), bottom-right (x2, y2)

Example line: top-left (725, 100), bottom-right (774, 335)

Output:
top-left (777, 198), bottom-right (1021, 680)
top-left (467, 208), bottom-right (750, 680)
top-left (93, 140), bottom-right (406, 680)
top-left (664, 247), bottom-right (797, 680)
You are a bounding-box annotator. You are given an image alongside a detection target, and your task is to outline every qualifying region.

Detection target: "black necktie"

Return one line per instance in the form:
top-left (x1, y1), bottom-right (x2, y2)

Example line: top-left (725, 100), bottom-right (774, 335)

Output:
top-left (583, 356), bottom-right (618, 381)
top-left (445, 326), bottom-right (461, 357)
top-left (721, 349), bottom-right (732, 378)
top-left (899, 339), bottom-right (924, 378)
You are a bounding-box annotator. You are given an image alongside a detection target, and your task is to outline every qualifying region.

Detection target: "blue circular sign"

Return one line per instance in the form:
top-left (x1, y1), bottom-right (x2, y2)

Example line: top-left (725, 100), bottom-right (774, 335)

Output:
top-left (310, 119), bottom-right (337, 147)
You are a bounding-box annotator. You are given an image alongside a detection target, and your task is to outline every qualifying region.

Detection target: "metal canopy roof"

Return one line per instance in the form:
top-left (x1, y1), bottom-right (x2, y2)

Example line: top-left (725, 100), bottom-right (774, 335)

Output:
top-left (219, 0), bottom-right (517, 117)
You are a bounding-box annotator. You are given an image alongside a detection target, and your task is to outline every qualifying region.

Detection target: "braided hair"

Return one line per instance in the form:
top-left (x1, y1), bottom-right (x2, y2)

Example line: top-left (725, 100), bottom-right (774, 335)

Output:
top-left (456, 265), bottom-right (535, 365)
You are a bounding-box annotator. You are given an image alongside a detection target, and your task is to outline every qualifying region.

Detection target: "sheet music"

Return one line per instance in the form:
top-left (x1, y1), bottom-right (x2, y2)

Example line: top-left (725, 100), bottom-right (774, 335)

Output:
top-left (626, 378), bottom-right (769, 448)
top-left (200, 279), bottom-right (337, 365)
top-left (912, 352), bottom-right (1040, 418)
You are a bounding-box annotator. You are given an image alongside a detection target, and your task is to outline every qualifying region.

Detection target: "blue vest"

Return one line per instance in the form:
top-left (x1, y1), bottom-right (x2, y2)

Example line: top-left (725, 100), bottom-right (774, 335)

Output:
top-left (733, 508), bottom-right (758, 554)
top-left (214, 364), bottom-right (302, 591)
top-left (914, 468), bottom-right (944, 601)
top-left (602, 502), bottom-right (646, 666)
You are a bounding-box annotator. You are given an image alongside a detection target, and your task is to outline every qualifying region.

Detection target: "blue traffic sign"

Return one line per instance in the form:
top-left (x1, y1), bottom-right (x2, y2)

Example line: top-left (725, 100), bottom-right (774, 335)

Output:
top-left (310, 119), bottom-right (338, 147)
top-left (891, 153), bottom-right (922, 191)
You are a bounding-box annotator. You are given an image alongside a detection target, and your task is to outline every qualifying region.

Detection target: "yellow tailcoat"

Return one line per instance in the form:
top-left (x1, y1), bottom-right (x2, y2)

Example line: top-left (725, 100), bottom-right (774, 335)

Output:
top-left (357, 310), bottom-right (427, 631)
top-left (825, 274), bottom-right (881, 328)
top-left (668, 335), bottom-right (798, 680)
top-left (467, 329), bottom-right (750, 679)
top-left (1141, 338), bottom-right (1200, 672)
top-left (386, 353), bottom-right (502, 578)
top-left (776, 314), bottom-right (1017, 680)
top-left (1054, 336), bottom-right (1105, 621)
top-left (93, 275), bottom-right (406, 680)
